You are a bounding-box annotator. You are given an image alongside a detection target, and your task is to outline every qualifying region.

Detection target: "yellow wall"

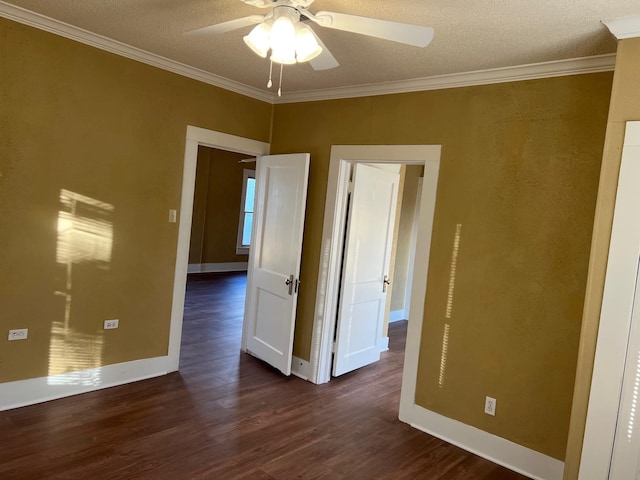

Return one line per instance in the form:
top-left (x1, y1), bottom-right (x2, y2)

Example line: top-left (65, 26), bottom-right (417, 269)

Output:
top-left (271, 73), bottom-right (612, 459)
top-left (563, 37), bottom-right (640, 480)
top-left (0, 18), bottom-right (271, 383)
top-left (189, 147), bottom-right (251, 265)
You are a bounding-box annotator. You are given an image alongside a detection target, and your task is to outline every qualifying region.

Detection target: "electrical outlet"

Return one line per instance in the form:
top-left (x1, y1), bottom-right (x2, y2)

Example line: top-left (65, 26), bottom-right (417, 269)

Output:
top-left (8, 328), bottom-right (28, 341)
top-left (485, 396), bottom-right (497, 416)
top-left (104, 319), bottom-right (119, 330)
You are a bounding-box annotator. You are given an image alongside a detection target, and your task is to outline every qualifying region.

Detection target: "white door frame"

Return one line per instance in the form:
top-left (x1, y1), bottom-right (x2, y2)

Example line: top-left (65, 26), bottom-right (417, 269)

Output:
top-left (309, 145), bottom-right (441, 385)
top-left (580, 121), bottom-right (640, 478)
top-left (167, 126), bottom-right (270, 372)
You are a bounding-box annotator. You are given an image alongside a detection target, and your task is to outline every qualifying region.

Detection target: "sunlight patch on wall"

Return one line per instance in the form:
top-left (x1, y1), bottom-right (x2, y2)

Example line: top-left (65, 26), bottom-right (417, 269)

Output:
top-left (49, 189), bottom-right (114, 385)
top-left (439, 323), bottom-right (450, 388)
top-left (439, 224), bottom-right (462, 389)
top-left (56, 189), bottom-right (114, 268)
top-left (445, 224), bottom-right (462, 319)
top-left (47, 321), bottom-right (104, 386)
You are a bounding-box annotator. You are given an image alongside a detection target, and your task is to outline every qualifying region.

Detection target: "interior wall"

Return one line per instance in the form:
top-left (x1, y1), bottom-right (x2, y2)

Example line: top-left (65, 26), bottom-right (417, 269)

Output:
top-left (189, 148), bottom-right (211, 264)
top-left (270, 72), bottom-right (612, 460)
top-left (563, 37), bottom-right (640, 480)
top-left (189, 146), bottom-right (251, 266)
top-left (0, 18), bottom-right (272, 383)
top-left (390, 165), bottom-right (423, 314)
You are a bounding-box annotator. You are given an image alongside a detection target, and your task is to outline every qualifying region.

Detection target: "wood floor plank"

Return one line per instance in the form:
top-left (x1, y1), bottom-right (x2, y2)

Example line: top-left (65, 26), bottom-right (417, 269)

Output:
top-left (0, 272), bottom-right (530, 479)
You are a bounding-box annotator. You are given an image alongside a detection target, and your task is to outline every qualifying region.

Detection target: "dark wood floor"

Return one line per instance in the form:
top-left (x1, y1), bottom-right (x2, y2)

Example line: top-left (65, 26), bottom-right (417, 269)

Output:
top-left (0, 272), bottom-right (529, 479)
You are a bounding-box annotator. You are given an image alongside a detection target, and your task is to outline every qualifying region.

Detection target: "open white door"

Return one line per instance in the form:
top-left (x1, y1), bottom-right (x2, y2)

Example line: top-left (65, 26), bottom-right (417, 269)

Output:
top-left (243, 153), bottom-right (310, 375)
top-left (333, 163), bottom-right (400, 376)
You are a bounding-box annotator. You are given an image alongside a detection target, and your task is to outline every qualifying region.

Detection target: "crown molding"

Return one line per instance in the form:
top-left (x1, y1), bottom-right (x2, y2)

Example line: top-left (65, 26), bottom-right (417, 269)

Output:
top-left (275, 54), bottom-right (616, 104)
top-left (0, 1), bottom-right (618, 106)
top-left (0, 1), bottom-right (274, 103)
top-left (603, 15), bottom-right (640, 39)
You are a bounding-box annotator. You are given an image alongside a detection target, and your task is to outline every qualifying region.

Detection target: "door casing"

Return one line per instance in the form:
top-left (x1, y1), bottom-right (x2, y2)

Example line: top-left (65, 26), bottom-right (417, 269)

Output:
top-left (168, 126), bottom-right (270, 372)
top-left (309, 145), bottom-right (441, 387)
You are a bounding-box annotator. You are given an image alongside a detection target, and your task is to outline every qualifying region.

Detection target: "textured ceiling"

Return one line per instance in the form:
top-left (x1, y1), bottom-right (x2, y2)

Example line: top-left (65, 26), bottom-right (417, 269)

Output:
top-left (3, 0), bottom-right (639, 94)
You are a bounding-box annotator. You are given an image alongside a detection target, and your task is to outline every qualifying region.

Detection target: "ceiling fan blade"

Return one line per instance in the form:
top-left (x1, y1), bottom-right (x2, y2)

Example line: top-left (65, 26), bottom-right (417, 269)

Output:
top-left (241, 0), bottom-right (272, 8)
top-left (313, 11), bottom-right (434, 48)
top-left (184, 15), bottom-right (264, 36)
top-left (308, 28), bottom-right (339, 71)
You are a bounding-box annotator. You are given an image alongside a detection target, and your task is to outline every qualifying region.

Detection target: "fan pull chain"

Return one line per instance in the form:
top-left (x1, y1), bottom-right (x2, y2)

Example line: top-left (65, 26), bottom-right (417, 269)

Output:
top-left (277, 63), bottom-right (284, 97)
top-left (267, 60), bottom-right (273, 88)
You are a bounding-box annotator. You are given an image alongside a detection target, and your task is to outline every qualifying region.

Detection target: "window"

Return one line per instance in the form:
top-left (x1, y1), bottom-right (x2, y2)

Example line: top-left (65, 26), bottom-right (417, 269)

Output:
top-left (236, 169), bottom-right (256, 255)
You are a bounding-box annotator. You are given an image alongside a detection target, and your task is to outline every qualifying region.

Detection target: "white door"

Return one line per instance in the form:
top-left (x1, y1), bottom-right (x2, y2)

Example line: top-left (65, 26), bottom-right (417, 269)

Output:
top-left (333, 163), bottom-right (400, 376)
top-left (609, 260), bottom-right (640, 479)
top-left (243, 153), bottom-right (310, 375)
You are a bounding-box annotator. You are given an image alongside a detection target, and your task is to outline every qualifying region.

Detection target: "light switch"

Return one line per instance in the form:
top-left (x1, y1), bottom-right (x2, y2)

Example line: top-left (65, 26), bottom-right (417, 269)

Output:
top-left (168, 209), bottom-right (177, 223)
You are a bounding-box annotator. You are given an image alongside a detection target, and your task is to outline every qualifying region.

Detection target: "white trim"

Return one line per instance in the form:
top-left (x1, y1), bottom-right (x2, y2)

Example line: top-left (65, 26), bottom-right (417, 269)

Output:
top-left (291, 355), bottom-right (312, 381)
top-left (379, 336), bottom-right (390, 352)
top-left (0, 3), bottom-right (616, 105)
top-left (169, 126), bottom-right (270, 372)
top-left (407, 405), bottom-right (564, 480)
top-left (579, 121), bottom-right (640, 479)
top-left (604, 15), bottom-right (640, 40)
top-left (188, 262), bottom-right (249, 273)
top-left (311, 145), bottom-right (441, 385)
top-left (404, 177), bottom-right (423, 322)
top-left (0, 1), bottom-right (272, 103)
top-left (398, 161), bottom-right (439, 420)
top-left (201, 262), bottom-right (248, 273)
top-left (275, 54), bottom-right (616, 104)
top-left (0, 356), bottom-right (172, 411)
top-left (389, 309), bottom-right (408, 323)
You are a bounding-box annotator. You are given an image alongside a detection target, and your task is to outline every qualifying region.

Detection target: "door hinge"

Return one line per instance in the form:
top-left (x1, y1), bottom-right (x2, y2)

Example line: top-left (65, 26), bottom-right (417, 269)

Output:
top-left (332, 341), bottom-right (336, 353)
top-left (347, 180), bottom-right (353, 194)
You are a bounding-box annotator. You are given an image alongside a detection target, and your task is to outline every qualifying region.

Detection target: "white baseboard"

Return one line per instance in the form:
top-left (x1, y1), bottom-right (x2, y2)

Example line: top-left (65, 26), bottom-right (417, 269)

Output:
top-left (188, 262), bottom-right (248, 273)
top-left (380, 336), bottom-right (390, 352)
top-left (0, 356), bottom-right (173, 411)
top-left (291, 355), bottom-right (312, 381)
top-left (404, 404), bottom-right (564, 480)
top-left (389, 309), bottom-right (409, 322)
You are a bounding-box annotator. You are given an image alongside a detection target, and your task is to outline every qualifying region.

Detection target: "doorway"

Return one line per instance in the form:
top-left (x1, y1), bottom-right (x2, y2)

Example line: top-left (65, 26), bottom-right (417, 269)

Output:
top-left (181, 145), bottom-right (256, 367)
top-left (308, 145), bottom-right (441, 390)
top-left (331, 162), bottom-right (419, 377)
top-left (167, 126), bottom-right (269, 372)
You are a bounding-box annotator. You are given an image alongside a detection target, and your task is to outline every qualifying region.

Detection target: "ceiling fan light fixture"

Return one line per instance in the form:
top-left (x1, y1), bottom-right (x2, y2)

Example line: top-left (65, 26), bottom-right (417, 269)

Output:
top-left (270, 46), bottom-right (297, 65)
top-left (243, 22), bottom-right (271, 58)
top-left (270, 15), bottom-right (297, 64)
top-left (294, 25), bottom-right (322, 63)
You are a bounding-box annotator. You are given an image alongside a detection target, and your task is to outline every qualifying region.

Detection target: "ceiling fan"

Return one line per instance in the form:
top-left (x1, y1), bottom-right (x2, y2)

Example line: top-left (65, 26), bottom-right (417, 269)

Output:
top-left (185, 0), bottom-right (434, 91)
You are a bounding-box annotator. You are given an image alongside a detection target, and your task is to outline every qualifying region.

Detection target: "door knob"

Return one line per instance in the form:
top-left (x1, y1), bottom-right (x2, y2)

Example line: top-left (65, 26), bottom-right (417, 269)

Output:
top-left (285, 274), bottom-right (295, 295)
top-left (383, 275), bottom-right (391, 293)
